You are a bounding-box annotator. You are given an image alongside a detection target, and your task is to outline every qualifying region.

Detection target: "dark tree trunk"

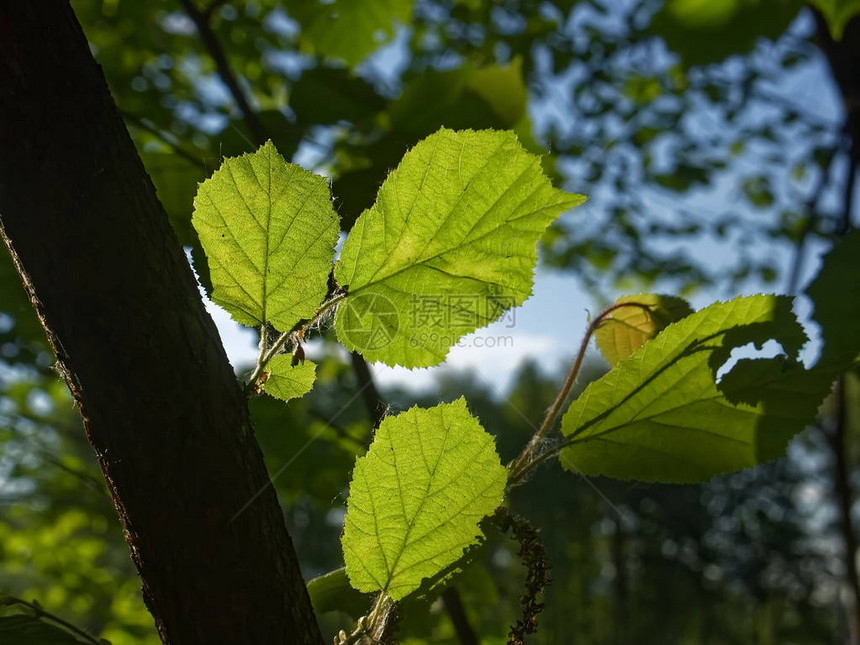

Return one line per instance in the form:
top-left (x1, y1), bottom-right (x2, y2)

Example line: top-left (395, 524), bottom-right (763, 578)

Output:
top-left (0, 3), bottom-right (321, 644)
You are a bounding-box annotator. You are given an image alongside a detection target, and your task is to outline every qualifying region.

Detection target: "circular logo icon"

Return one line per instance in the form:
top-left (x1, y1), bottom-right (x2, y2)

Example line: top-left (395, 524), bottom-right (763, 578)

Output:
top-left (340, 291), bottom-right (400, 351)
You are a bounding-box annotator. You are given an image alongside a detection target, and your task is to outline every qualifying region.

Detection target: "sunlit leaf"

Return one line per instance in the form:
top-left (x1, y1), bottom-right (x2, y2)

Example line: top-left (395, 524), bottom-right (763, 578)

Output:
top-left (192, 141), bottom-right (339, 331)
top-left (334, 128), bottom-right (584, 367)
top-left (560, 295), bottom-right (833, 482)
top-left (261, 354), bottom-right (316, 402)
top-left (341, 398), bottom-right (506, 600)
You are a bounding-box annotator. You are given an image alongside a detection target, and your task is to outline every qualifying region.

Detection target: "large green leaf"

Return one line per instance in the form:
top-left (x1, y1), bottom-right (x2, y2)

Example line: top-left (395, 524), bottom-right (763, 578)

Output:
top-left (560, 295), bottom-right (833, 482)
top-left (286, 0), bottom-right (415, 66)
top-left (333, 128), bottom-right (584, 367)
top-left (331, 60), bottom-right (538, 229)
top-left (341, 398), bottom-right (506, 600)
top-left (192, 140), bottom-right (339, 332)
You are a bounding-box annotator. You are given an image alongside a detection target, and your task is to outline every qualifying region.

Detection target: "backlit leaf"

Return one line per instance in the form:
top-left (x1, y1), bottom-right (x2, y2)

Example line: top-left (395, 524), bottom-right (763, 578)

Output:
top-left (192, 141), bottom-right (339, 332)
top-left (341, 398), bottom-right (506, 600)
top-left (261, 354), bottom-right (316, 402)
top-left (560, 295), bottom-right (832, 482)
top-left (334, 128), bottom-right (584, 367)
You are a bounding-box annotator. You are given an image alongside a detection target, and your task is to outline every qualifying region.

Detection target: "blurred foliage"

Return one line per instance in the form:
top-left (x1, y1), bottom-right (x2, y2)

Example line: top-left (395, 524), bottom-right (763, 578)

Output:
top-left (1, 0), bottom-right (858, 642)
top-left (67, 0), bottom-right (852, 294)
top-left (811, 0), bottom-right (860, 37)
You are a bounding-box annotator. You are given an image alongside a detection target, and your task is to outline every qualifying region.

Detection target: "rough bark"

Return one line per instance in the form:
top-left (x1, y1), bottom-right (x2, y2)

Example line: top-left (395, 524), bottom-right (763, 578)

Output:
top-left (0, 2), bottom-right (322, 643)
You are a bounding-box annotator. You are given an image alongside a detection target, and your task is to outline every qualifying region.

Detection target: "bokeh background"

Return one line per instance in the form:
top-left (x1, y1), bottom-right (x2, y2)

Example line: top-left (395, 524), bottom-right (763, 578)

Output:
top-left (1, 0), bottom-right (859, 643)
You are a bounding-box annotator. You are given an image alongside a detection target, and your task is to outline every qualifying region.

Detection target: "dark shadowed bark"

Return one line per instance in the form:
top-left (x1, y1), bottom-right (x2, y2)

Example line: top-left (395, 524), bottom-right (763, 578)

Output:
top-left (0, 2), bottom-right (321, 643)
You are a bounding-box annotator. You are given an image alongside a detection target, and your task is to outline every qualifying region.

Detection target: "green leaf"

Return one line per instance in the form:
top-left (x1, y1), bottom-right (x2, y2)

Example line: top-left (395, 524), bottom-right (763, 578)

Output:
top-left (649, 0), bottom-right (803, 67)
top-left (810, 0), bottom-right (860, 39)
top-left (806, 228), bottom-right (860, 364)
top-left (306, 568), bottom-right (370, 618)
top-left (286, 0), bottom-right (416, 66)
top-left (341, 398), bottom-right (506, 600)
top-left (391, 59), bottom-right (529, 135)
top-left (261, 354), bottom-right (316, 402)
top-left (0, 615), bottom-right (87, 643)
top-left (333, 128), bottom-right (585, 367)
top-left (290, 66), bottom-right (386, 126)
top-left (192, 140), bottom-right (339, 332)
top-left (331, 60), bottom-right (539, 228)
top-left (594, 294), bottom-right (693, 366)
top-left (560, 295), bottom-right (833, 482)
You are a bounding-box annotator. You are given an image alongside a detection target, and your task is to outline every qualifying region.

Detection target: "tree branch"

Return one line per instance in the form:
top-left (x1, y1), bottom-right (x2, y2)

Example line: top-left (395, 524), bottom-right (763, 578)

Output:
top-left (179, 0), bottom-right (267, 144)
top-left (122, 110), bottom-right (207, 169)
top-left (829, 378), bottom-right (860, 645)
top-left (441, 587), bottom-right (480, 645)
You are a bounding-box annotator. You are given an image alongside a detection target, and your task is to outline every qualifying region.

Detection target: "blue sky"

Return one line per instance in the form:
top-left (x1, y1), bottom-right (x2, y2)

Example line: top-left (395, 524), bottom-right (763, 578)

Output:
top-left (204, 10), bottom-right (852, 397)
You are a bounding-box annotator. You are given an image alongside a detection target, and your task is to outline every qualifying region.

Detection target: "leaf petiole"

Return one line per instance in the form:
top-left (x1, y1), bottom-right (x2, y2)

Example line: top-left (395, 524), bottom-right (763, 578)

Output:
top-left (507, 301), bottom-right (654, 485)
top-left (243, 292), bottom-right (347, 395)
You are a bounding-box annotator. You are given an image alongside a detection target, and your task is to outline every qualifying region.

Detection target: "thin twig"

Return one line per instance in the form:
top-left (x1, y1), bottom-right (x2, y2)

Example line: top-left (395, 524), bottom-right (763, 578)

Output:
top-left (121, 111), bottom-right (207, 169)
top-left (179, 0), bottom-right (266, 144)
top-left (351, 351), bottom-right (386, 428)
top-left (441, 587), bottom-right (479, 645)
top-left (786, 146), bottom-right (839, 294)
top-left (244, 293), bottom-right (346, 395)
top-left (508, 301), bottom-right (653, 483)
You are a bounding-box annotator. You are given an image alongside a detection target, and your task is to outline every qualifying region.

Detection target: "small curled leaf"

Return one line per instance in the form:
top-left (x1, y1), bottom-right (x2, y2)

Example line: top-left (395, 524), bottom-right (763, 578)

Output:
top-left (261, 354), bottom-right (316, 402)
top-left (594, 294), bottom-right (693, 366)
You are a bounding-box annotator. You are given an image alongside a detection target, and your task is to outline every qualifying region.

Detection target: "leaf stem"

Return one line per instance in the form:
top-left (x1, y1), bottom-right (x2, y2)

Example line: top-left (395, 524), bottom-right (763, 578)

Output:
top-left (243, 292), bottom-right (347, 395)
top-left (335, 593), bottom-right (395, 645)
top-left (507, 301), bottom-right (653, 485)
